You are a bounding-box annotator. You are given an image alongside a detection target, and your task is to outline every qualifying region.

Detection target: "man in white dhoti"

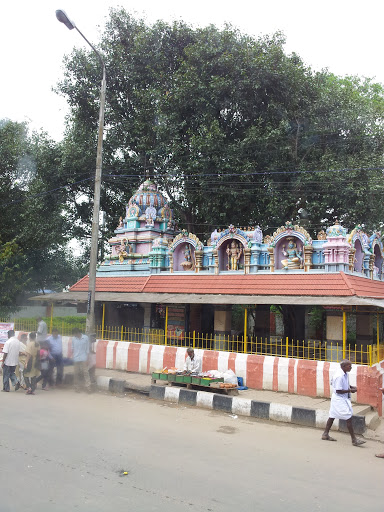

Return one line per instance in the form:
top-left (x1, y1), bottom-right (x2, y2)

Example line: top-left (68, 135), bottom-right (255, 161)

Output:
top-left (322, 359), bottom-right (366, 446)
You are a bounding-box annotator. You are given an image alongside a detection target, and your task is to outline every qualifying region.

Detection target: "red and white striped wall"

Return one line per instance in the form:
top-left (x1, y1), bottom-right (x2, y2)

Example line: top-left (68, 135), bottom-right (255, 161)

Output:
top-left (23, 334), bottom-right (384, 415)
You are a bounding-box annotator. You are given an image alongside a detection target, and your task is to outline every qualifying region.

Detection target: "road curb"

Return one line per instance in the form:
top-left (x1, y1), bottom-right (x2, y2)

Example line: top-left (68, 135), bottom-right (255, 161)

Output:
top-left (148, 384), bottom-right (367, 434)
top-left (96, 375), bottom-right (150, 395)
top-left (94, 376), bottom-right (367, 435)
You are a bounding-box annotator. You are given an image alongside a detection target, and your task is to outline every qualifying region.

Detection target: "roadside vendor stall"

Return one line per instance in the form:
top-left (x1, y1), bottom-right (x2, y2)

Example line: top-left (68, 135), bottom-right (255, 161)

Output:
top-left (152, 368), bottom-right (239, 395)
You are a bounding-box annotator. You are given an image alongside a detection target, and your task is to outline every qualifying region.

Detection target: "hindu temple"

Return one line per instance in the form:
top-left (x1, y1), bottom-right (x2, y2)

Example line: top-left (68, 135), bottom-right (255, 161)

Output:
top-left (40, 179), bottom-right (384, 362)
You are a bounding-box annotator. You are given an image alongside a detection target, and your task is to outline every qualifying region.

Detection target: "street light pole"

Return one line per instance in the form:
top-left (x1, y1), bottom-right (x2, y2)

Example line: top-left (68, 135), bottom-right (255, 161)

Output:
top-left (56, 10), bottom-right (106, 336)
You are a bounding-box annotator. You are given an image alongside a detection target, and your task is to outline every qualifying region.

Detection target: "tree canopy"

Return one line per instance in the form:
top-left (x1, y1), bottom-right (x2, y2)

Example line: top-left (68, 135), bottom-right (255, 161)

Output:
top-left (0, 119), bottom-right (86, 315)
top-left (56, 9), bottom-right (384, 239)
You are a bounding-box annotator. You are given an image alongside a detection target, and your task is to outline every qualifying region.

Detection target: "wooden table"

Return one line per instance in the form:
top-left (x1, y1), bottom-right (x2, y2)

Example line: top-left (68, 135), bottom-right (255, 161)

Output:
top-left (151, 377), bottom-right (239, 396)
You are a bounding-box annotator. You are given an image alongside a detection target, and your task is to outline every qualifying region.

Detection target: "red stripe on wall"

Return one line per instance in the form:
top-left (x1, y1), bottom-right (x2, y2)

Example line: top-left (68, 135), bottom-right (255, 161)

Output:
top-left (296, 360), bottom-right (317, 397)
top-left (246, 355), bottom-right (265, 389)
top-left (356, 365), bottom-right (382, 416)
top-left (113, 342), bottom-right (118, 369)
top-left (96, 340), bottom-right (108, 368)
top-left (202, 350), bottom-right (219, 372)
top-left (288, 359), bottom-right (296, 393)
top-left (323, 362), bottom-right (331, 397)
top-left (228, 353), bottom-right (237, 373)
top-left (147, 345), bottom-right (153, 374)
top-left (127, 343), bottom-right (141, 372)
top-left (163, 347), bottom-right (177, 369)
top-left (272, 358), bottom-right (279, 391)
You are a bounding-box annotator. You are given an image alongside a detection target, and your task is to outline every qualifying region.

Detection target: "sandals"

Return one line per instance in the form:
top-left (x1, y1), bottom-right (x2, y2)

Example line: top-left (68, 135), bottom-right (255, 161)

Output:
top-left (322, 435), bottom-right (337, 441)
top-left (352, 439), bottom-right (366, 447)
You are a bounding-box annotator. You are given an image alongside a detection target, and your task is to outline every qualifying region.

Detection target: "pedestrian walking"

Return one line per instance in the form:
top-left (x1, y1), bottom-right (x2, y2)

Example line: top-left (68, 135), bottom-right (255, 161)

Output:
top-left (2, 330), bottom-right (23, 392)
top-left (47, 328), bottom-right (64, 385)
top-left (24, 332), bottom-right (41, 395)
top-left (322, 359), bottom-right (365, 446)
top-left (36, 316), bottom-right (48, 344)
top-left (88, 333), bottom-right (97, 389)
top-left (72, 328), bottom-right (91, 393)
top-left (15, 333), bottom-right (28, 390)
top-left (36, 341), bottom-right (53, 390)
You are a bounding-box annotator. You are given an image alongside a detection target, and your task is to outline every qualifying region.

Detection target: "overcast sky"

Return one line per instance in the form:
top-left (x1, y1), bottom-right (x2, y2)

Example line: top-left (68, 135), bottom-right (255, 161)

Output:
top-left (2, 0), bottom-right (384, 141)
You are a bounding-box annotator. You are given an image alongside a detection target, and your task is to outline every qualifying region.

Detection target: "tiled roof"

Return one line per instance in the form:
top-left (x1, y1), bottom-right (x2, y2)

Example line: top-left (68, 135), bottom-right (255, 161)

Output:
top-left (70, 272), bottom-right (384, 299)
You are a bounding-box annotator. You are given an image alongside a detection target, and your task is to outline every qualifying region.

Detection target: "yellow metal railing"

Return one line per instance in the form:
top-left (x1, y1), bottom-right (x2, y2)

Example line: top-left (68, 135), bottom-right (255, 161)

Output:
top-left (2, 317), bottom-right (383, 366)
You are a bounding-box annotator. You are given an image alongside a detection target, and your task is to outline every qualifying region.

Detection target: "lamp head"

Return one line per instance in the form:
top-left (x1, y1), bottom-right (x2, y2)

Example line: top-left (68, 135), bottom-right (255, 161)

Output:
top-left (56, 9), bottom-right (76, 30)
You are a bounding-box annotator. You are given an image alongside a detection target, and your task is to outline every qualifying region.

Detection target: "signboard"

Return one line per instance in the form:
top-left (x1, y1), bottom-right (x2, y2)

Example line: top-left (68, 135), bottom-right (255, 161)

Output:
top-left (0, 322), bottom-right (14, 343)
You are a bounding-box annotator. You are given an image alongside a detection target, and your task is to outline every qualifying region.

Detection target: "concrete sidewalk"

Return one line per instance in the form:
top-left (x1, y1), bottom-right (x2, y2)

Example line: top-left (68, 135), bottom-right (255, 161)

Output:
top-left (83, 368), bottom-right (383, 440)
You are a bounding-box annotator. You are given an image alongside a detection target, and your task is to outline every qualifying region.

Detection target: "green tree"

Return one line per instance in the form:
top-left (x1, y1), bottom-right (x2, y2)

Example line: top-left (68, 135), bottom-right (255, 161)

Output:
top-left (0, 120), bottom-right (86, 311)
top-left (0, 240), bottom-right (27, 317)
top-left (55, 10), bottom-right (384, 242)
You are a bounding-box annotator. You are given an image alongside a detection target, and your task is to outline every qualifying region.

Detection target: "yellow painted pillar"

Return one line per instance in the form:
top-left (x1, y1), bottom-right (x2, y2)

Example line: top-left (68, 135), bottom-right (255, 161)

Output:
top-left (193, 331), bottom-right (196, 349)
top-left (101, 303), bottom-right (105, 340)
top-left (164, 306), bottom-right (168, 346)
top-left (286, 336), bottom-right (289, 358)
top-left (49, 303), bottom-right (54, 333)
top-left (342, 311), bottom-right (347, 360)
top-left (243, 307), bottom-right (248, 354)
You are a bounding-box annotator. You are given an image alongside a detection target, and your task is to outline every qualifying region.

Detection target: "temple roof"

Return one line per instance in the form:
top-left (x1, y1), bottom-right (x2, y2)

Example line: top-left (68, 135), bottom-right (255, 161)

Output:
top-left (30, 271), bottom-right (381, 308)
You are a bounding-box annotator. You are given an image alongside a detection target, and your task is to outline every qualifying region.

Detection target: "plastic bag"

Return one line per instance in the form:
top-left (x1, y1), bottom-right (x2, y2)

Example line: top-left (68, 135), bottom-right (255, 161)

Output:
top-left (207, 370), bottom-right (222, 378)
top-left (223, 369), bottom-right (238, 385)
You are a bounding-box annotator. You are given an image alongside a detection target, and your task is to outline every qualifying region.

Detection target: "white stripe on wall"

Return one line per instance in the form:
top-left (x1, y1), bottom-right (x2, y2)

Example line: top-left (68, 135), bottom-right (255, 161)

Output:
top-left (217, 351), bottom-right (230, 372)
top-left (234, 353), bottom-right (247, 384)
top-left (277, 358), bottom-right (289, 392)
top-left (105, 341), bottom-right (116, 369)
top-left (115, 341), bottom-right (129, 370)
top-left (262, 356), bottom-right (275, 390)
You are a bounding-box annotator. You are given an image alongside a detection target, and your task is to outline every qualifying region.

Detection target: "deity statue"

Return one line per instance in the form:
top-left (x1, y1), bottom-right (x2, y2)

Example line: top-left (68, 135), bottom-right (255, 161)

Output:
top-left (117, 216), bottom-right (123, 228)
top-left (145, 206), bottom-right (157, 227)
top-left (117, 239), bottom-right (129, 263)
top-left (184, 244), bottom-right (191, 262)
top-left (226, 240), bottom-right (242, 270)
top-left (180, 244), bottom-right (194, 271)
top-left (281, 238), bottom-right (303, 270)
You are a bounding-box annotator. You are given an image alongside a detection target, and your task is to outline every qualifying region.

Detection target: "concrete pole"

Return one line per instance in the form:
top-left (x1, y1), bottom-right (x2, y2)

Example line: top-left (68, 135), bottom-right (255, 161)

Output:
top-left (55, 11), bottom-right (106, 338)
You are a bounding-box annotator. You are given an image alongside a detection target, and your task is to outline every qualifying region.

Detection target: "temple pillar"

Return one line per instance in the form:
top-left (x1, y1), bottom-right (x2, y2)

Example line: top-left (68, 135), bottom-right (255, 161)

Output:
top-left (213, 249), bottom-right (219, 275)
top-left (303, 245), bottom-right (313, 272)
top-left (195, 250), bottom-right (203, 273)
top-left (369, 253), bottom-right (375, 280)
top-left (349, 248), bottom-right (356, 272)
top-left (268, 247), bottom-right (275, 272)
top-left (244, 247), bottom-right (251, 274)
top-left (325, 310), bottom-right (344, 362)
top-left (214, 305), bottom-right (232, 351)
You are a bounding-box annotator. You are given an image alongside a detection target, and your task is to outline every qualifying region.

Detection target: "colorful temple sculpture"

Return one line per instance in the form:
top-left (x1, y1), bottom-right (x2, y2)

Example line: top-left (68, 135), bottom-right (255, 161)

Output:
top-left (99, 181), bottom-right (384, 279)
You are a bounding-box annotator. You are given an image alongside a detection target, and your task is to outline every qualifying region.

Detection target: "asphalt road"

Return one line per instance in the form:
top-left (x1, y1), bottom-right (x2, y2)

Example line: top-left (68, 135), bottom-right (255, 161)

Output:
top-left (0, 387), bottom-right (382, 512)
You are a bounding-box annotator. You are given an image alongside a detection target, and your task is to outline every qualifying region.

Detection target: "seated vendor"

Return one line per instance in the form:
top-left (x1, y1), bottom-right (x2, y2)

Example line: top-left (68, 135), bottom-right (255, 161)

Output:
top-left (184, 348), bottom-right (202, 374)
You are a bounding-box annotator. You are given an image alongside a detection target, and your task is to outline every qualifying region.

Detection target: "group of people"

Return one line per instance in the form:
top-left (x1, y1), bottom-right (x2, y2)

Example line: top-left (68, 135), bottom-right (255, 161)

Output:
top-left (1, 317), bottom-right (96, 395)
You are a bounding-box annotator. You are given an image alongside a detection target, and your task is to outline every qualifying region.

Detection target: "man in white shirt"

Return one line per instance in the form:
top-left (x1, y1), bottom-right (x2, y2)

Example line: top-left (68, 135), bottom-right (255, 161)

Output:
top-left (183, 348), bottom-right (202, 374)
top-left (2, 330), bottom-right (23, 392)
top-left (322, 359), bottom-right (365, 446)
top-left (36, 317), bottom-right (48, 343)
